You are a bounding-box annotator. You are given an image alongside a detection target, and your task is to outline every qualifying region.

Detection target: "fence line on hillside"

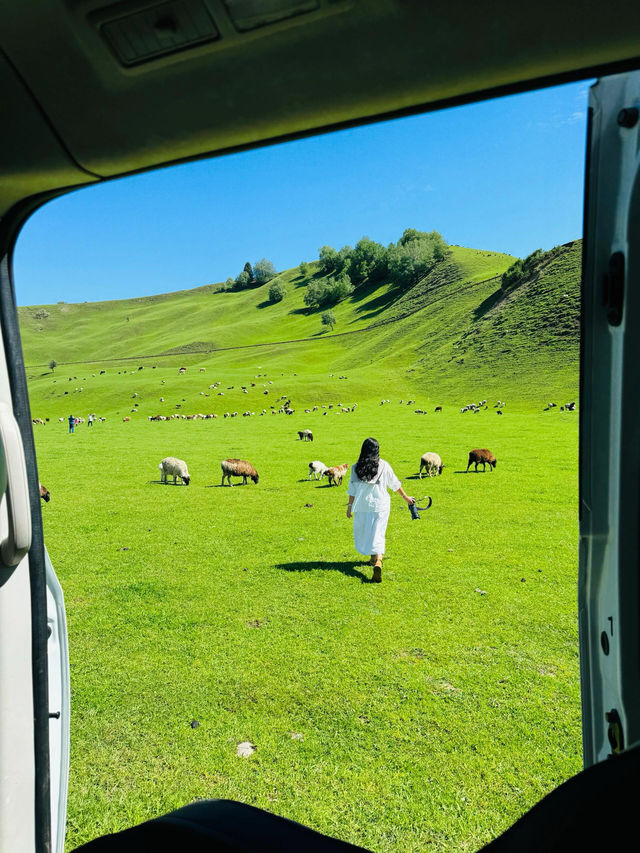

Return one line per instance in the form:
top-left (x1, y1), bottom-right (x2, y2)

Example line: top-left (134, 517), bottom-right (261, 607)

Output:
top-left (24, 272), bottom-right (504, 369)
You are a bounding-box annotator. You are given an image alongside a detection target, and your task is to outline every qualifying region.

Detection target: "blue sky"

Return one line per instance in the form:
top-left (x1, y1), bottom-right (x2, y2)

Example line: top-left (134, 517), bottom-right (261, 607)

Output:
top-left (14, 80), bottom-right (591, 306)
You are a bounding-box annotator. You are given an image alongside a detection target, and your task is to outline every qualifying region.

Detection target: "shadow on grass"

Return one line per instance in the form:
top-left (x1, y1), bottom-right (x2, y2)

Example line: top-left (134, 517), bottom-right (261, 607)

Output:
top-left (452, 470), bottom-right (491, 474)
top-left (473, 286), bottom-right (503, 320)
top-left (354, 286), bottom-right (401, 321)
top-left (205, 482), bottom-right (257, 487)
top-left (149, 479), bottom-right (189, 486)
top-left (276, 560), bottom-right (372, 582)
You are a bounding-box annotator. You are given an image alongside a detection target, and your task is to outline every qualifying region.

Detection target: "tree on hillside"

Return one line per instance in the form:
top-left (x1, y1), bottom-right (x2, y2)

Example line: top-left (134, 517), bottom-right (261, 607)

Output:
top-left (223, 277), bottom-right (235, 291)
top-left (299, 261), bottom-right (309, 277)
top-left (304, 280), bottom-right (329, 309)
top-left (243, 261), bottom-right (254, 281)
top-left (303, 273), bottom-right (353, 310)
top-left (318, 245), bottom-right (338, 274)
top-left (49, 359), bottom-right (57, 372)
top-left (235, 270), bottom-right (251, 289)
top-left (321, 311), bottom-right (336, 331)
top-left (501, 248), bottom-right (544, 293)
top-left (350, 237), bottom-right (388, 284)
top-left (268, 280), bottom-right (287, 303)
top-left (387, 229), bottom-right (447, 288)
top-left (334, 246), bottom-right (352, 275)
top-left (254, 258), bottom-right (277, 283)
top-left (331, 273), bottom-right (354, 301)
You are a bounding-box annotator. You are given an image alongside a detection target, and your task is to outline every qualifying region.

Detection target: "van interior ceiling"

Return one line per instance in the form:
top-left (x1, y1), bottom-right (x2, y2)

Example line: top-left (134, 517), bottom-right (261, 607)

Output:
top-left (2, 1), bottom-right (640, 853)
top-left (1, 0), bottom-right (640, 218)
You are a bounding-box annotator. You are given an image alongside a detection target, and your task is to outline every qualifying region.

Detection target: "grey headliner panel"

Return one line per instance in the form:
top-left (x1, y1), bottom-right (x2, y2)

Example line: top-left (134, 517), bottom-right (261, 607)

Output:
top-left (0, 48), bottom-right (96, 217)
top-left (1, 1), bottom-right (640, 192)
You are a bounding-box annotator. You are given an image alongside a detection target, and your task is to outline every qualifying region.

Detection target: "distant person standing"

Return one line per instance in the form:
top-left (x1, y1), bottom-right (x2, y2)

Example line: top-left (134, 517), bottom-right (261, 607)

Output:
top-left (346, 437), bottom-right (415, 583)
top-left (87, 413), bottom-right (93, 427)
top-left (68, 414), bottom-right (75, 434)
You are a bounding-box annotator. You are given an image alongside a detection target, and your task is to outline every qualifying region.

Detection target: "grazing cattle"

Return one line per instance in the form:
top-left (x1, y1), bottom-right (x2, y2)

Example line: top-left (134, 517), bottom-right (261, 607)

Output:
top-left (326, 463), bottom-right (348, 486)
top-left (466, 449), bottom-right (497, 472)
top-left (419, 452), bottom-right (444, 478)
top-left (434, 406), bottom-right (442, 413)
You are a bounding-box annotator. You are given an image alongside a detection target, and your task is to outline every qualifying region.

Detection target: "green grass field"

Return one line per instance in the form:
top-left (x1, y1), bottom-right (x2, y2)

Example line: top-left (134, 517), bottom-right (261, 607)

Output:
top-left (21, 243), bottom-right (582, 851)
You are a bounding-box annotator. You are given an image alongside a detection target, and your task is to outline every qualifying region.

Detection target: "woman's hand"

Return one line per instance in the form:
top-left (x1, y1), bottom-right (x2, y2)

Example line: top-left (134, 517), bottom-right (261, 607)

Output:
top-left (346, 506), bottom-right (352, 519)
top-left (405, 495), bottom-right (415, 505)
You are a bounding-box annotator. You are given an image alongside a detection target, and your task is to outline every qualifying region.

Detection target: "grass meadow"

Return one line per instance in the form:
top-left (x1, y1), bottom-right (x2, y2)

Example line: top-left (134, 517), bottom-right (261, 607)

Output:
top-left (34, 393), bottom-right (580, 851)
top-left (21, 243), bottom-right (582, 850)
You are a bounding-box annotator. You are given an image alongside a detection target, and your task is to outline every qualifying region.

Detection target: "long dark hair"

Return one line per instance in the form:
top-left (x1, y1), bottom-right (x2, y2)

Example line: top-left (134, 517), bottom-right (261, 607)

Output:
top-left (355, 437), bottom-right (380, 482)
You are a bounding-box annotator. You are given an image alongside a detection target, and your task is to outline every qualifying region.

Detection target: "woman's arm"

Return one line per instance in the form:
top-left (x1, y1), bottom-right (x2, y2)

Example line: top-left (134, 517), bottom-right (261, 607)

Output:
top-left (346, 494), bottom-right (354, 518)
top-left (395, 485), bottom-right (415, 504)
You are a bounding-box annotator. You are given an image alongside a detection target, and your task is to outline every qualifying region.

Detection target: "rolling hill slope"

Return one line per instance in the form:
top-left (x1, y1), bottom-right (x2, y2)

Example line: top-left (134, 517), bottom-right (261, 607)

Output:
top-left (19, 242), bottom-right (580, 416)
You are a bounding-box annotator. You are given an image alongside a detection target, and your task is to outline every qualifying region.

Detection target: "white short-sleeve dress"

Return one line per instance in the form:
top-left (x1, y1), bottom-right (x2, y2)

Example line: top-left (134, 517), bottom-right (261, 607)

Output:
top-left (348, 459), bottom-right (401, 555)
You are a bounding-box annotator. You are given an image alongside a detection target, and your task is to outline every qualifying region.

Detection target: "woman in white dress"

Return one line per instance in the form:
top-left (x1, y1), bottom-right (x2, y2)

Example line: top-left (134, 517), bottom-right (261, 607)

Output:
top-left (346, 437), bottom-right (415, 582)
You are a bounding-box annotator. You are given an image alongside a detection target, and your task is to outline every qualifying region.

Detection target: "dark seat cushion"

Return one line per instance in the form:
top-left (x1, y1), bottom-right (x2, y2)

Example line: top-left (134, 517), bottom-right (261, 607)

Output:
top-left (72, 798), bottom-right (371, 852)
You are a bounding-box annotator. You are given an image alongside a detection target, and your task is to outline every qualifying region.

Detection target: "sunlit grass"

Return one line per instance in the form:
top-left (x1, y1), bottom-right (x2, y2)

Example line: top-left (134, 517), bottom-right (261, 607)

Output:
top-left (35, 402), bottom-right (580, 852)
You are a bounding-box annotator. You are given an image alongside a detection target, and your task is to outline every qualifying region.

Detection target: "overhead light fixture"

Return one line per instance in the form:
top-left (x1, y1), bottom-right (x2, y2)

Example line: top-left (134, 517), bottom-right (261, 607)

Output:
top-left (100, 0), bottom-right (219, 66)
top-left (223, 0), bottom-right (319, 32)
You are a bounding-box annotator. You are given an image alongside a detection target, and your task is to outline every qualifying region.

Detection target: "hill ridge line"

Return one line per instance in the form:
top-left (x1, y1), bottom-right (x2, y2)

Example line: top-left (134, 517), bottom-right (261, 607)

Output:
top-left (24, 271), bottom-right (505, 369)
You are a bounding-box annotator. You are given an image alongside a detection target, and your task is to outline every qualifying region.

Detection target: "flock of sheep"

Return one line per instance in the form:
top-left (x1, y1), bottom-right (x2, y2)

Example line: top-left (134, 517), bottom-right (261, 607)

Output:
top-left (158, 456), bottom-right (259, 487)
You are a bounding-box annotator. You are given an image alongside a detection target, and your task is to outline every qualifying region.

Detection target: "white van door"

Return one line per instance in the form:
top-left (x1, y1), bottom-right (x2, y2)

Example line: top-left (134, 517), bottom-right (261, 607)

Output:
top-left (0, 244), bottom-right (69, 853)
top-left (580, 71), bottom-right (640, 767)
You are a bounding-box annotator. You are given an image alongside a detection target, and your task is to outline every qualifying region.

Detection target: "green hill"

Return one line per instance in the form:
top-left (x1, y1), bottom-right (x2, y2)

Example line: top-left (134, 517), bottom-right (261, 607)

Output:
top-left (20, 242), bottom-right (580, 416)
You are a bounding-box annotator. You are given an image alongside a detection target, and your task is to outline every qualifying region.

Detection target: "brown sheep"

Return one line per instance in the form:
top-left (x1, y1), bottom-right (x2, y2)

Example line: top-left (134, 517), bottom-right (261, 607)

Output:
top-left (221, 458), bottom-right (259, 486)
top-left (326, 463), bottom-right (348, 486)
top-left (466, 449), bottom-right (497, 472)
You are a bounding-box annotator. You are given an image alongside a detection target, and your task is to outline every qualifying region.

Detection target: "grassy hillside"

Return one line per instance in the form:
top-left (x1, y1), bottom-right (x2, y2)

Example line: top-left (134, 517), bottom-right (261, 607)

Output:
top-left (21, 242), bottom-right (580, 419)
top-left (19, 245), bottom-right (514, 364)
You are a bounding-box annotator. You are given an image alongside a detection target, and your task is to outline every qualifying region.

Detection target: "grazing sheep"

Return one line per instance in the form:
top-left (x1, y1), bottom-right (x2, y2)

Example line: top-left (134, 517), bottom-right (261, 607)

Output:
top-left (466, 449), bottom-right (497, 473)
top-left (297, 429), bottom-right (313, 442)
top-left (434, 406), bottom-right (443, 413)
top-left (308, 460), bottom-right (328, 480)
top-left (326, 463), bottom-right (348, 486)
top-left (122, 416), bottom-right (130, 422)
top-left (419, 452), bottom-right (444, 478)
top-left (221, 459), bottom-right (259, 486)
top-left (39, 483), bottom-right (50, 502)
top-left (159, 457), bottom-right (191, 485)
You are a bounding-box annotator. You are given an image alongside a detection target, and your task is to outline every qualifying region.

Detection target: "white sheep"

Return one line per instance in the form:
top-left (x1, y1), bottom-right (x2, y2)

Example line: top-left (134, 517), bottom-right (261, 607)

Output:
top-left (308, 460), bottom-right (328, 480)
top-left (159, 457), bottom-right (191, 485)
top-left (419, 452), bottom-right (444, 478)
